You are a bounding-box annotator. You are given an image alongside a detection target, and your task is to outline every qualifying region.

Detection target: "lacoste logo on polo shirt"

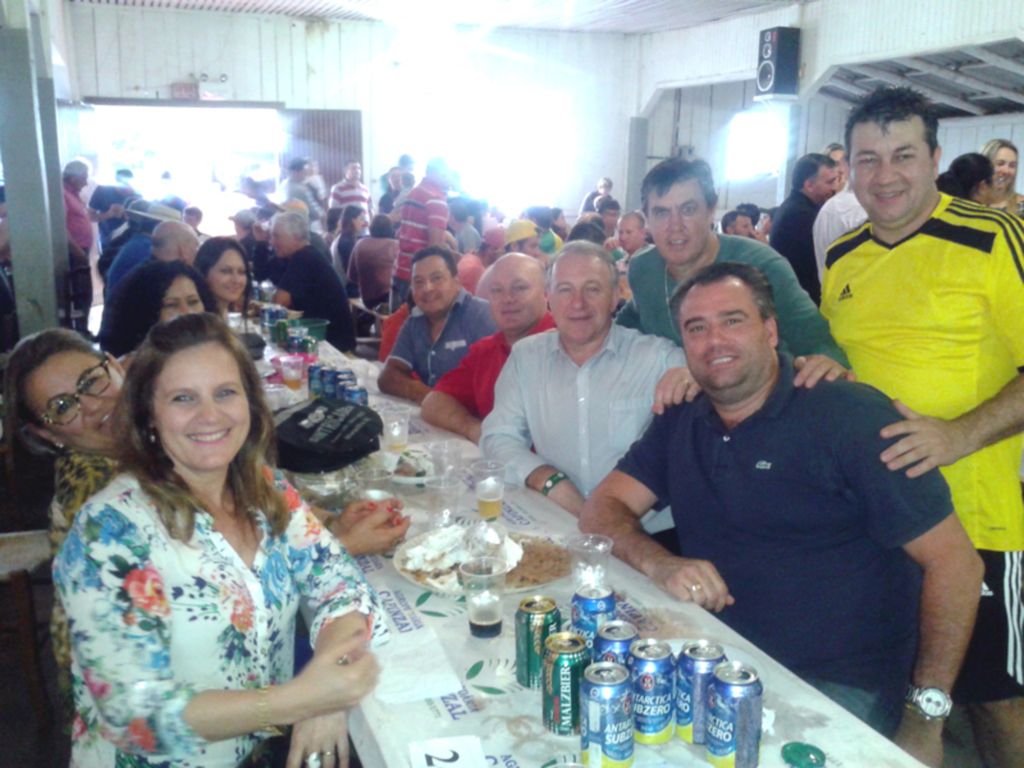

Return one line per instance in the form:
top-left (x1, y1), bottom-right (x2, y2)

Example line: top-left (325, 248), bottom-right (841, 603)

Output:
top-left (838, 284), bottom-right (853, 301)
top-left (755, 461), bottom-right (772, 470)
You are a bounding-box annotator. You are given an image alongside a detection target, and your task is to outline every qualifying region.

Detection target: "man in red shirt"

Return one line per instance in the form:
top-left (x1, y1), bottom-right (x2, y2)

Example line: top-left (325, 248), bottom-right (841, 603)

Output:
top-left (391, 157), bottom-right (451, 310)
top-left (421, 253), bottom-right (554, 442)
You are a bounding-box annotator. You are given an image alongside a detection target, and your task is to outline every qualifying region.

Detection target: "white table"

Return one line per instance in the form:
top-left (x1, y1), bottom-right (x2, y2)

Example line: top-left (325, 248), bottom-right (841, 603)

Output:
top-left (343, 403), bottom-right (927, 768)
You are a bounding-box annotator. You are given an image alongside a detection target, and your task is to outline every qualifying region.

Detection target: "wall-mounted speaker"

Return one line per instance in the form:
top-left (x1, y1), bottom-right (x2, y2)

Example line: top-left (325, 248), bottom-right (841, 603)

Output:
top-left (755, 27), bottom-right (800, 99)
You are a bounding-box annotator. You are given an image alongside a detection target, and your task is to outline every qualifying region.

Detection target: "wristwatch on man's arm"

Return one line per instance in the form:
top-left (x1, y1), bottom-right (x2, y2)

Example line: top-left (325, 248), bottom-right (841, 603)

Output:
top-left (905, 685), bottom-right (953, 720)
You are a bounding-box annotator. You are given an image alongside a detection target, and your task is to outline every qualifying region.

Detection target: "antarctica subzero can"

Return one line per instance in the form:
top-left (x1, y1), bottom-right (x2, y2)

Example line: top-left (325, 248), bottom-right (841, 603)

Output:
top-left (628, 639), bottom-right (675, 744)
top-left (676, 640), bottom-right (727, 744)
top-left (580, 662), bottom-right (634, 767)
top-left (706, 661), bottom-right (763, 768)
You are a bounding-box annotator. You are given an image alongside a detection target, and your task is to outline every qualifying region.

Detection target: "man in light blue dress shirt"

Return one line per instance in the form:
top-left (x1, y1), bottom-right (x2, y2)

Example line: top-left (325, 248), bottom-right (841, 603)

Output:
top-left (480, 241), bottom-right (688, 532)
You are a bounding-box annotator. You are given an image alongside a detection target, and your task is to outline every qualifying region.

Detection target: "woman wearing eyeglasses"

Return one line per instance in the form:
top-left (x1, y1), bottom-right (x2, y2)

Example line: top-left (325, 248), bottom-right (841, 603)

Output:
top-left (4, 329), bottom-right (125, 721)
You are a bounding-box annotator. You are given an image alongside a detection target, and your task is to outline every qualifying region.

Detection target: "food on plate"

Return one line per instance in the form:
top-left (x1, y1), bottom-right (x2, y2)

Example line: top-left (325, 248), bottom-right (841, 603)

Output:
top-left (377, 449), bottom-right (433, 479)
top-left (397, 527), bottom-right (571, 593)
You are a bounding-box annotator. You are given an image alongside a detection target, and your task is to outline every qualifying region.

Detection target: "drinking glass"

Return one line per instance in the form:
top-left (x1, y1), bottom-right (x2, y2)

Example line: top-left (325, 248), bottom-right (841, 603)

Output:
top-left (567, 534), bottom-right (613, 591)
top-left (424, 475), bottom-right (462, 529)
top-left (381, 405), bottom-right (411, 452)
top-left (427, 439), bottom-right (462, 478)
top-left (471, 460), bottom-right (505, 521)
top-left (280, 354), bottom-right (304, 391)
top-left (459, 556), bottom-right (506, 638)
top-left (356, 467), bottom-right (393, 503)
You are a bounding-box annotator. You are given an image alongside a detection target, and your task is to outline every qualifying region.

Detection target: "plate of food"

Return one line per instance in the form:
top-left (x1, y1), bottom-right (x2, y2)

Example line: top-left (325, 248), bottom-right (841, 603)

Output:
top-left (377, 448), bottom-right (435, 485)
top-left (394, 526), bottom-right (572, 595)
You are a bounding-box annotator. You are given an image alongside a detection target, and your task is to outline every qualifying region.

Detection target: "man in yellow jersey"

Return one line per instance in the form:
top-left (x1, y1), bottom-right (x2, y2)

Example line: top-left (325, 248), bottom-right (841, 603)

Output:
top-left (822, 86), bottom-right (1024, 768)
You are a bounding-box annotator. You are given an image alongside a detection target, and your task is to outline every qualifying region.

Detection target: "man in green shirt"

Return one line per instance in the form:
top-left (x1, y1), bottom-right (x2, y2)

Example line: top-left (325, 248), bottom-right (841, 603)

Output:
top-left (617, 158), bottom-right (850, 384)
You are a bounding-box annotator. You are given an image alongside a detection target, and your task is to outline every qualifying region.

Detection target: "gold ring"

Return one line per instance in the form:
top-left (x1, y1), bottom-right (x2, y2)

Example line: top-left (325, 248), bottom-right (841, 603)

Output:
top-left (690, 584), bottom-right (703, 592)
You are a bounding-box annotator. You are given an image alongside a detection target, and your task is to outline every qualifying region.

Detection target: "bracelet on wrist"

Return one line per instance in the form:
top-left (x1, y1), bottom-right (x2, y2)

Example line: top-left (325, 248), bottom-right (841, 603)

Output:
top-left (256, 686), bottom-right (285, 736)
top-left (541, 471), bottom-right (568, 496)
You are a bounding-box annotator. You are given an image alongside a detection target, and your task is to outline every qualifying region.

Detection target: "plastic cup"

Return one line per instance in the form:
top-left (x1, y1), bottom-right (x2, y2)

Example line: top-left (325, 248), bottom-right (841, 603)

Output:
top-left (381, 405), bottom-right (411, 452)
top-left (280, 354), bottom-right (304, 391)
top-left (263, 382), bottom-right (289, 411)
top-left (427, 439), bottom-right (462, 478)
top-left (425, 475), bottom-right (462, 529)
top-left (567, 534), bottom-right (613, 591)
top-left (458, 556), bottom-right (506, 638)
top-left (472, 460), bottom-right (505, 521)
top-left (356, 467), bottom-right (393, 503)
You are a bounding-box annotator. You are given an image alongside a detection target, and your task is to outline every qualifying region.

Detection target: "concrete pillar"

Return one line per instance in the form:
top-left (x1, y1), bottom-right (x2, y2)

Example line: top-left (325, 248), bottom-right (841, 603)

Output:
top-left (624, 117), bottom-right (650, 214)
top-left (0, 0), bottom-right (63, 334)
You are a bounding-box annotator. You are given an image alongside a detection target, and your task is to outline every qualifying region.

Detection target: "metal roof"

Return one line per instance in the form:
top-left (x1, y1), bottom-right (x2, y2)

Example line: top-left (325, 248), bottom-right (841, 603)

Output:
top-left (818, 39), bottom-right (1024, 118)
top-left (63, 0), bottom-right (794, 34)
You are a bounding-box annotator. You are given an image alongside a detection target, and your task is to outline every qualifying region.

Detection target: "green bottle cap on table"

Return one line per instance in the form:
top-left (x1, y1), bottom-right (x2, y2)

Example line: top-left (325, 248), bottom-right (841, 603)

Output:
top-left (781, 742), bottom-right (827, 767)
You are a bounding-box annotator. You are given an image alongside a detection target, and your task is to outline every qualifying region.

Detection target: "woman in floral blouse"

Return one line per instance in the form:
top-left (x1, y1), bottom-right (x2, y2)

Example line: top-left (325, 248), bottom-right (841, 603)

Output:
top-left (53, 313), bottom-right (387, 768)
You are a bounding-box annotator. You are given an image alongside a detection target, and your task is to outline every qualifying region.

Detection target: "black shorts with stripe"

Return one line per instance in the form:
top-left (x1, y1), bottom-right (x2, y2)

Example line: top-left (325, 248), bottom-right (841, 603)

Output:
top-left (953, 549), bottom-right (1024, 704)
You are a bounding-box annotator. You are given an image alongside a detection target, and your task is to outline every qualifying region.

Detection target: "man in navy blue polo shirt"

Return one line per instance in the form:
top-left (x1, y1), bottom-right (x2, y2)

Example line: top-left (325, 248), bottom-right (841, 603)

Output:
top-left (580, 262), bottom-right (982, 764)
top-left (379, 246), bottom-right (497, 403)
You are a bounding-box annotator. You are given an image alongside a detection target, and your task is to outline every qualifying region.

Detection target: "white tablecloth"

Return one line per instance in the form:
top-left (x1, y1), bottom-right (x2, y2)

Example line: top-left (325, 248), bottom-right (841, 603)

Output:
top-left (342, 398), bottom-right (927, 768)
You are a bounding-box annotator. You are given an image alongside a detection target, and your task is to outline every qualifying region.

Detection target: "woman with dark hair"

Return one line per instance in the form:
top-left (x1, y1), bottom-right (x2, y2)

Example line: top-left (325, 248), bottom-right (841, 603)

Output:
top-left (99, 260), bottom-right (217, 358)
top-left (194, 236), bottom-right (252, 316)
top-left (332, 206), bottom-right (366, 280)
top-left (4, 329), bottom-right (125, 722)
top-left (54, 313), bottom-right (387, 768)
top-left (348, 213), bottom-right (397, 310)
top-left (980, 138), bottom-right (1024, 216)
top-left (937, 153), bottom-right (995, 204)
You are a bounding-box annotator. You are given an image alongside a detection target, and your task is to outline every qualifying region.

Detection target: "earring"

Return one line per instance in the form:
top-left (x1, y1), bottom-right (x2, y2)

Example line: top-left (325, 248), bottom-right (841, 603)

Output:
top-left (149, 431), bottom-right (157, 444)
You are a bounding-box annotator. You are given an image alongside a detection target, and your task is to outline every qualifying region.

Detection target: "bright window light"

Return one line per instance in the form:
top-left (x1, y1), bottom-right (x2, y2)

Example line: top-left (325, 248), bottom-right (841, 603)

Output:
top-left (725, 110), bottom-right (787, 181)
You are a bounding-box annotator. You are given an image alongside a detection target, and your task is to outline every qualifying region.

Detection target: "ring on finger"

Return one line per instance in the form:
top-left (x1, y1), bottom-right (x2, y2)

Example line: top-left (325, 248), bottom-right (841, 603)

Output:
top-left (689, 583), bottom-right (703, 593)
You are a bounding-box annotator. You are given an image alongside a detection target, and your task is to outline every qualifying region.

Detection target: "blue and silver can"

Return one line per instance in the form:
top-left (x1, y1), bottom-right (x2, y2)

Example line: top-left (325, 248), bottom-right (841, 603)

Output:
top-left (336, 370), bottom-right (357, 387)
top-left (260, 306), bottom-right (277, 333)
top-left (706, 662), bottom-right (762, 768)
top-left (307, 365), bottom-right (323, 397)
top-left (581, 662), bottom-right (633, 768)
top-left (344, 387), bottom-right (369, 406)
top-left (571, 586), bottom-right (616, 649)
top-left (321, 368), bottom-right (338, 399)
top-left (675, 640), bottom-right (726, 744)
top-left (593, 621), bottom-right (638, 666)
top-left (628, 639), bottom-right (674, 745)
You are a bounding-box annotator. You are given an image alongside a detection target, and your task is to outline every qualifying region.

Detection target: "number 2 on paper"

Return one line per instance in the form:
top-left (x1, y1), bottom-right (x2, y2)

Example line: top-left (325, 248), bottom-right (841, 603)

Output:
top-left (425, 751), bottom-right (459, 765)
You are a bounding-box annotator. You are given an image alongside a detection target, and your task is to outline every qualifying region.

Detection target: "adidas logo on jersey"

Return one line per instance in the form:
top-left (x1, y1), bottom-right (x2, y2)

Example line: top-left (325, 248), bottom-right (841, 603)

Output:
top-left (838, 284), bottom-right (853, 301)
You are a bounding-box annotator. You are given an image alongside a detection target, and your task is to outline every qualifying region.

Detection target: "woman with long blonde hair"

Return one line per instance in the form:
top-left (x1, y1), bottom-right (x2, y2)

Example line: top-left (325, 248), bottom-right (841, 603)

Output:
top-left (980, 138), bottom-right (1024, 216)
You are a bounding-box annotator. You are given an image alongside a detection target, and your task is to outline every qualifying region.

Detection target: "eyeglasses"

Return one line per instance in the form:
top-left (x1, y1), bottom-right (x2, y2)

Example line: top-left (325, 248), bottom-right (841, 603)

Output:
top-left (40, 359), bottom-right (113, 426)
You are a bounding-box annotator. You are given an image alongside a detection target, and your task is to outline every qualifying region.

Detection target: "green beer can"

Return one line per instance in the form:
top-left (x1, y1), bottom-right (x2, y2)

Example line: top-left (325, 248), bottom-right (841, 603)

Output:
top-left (543, 632), bottom-right (590, 736)
top-left (516, 596), bottom-right (561, 689)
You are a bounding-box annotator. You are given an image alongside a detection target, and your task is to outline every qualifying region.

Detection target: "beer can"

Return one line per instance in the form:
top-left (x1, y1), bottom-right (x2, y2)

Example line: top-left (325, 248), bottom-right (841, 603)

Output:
top-left (581, 662), bottom-right (633, 768)
top-left (676, 640), bottom-right (726, 744)
top-left (273, 306), bottom-right (288, 322)
top-left (286, 333), bottom-right (302, 353)
top-left (260, 305), bottom-right (277, 332)
top-left (571, 586), bottom-right (616, 649)
top-left (321, 368), bottom-right (338, 399)
top-left (516, 596), bottom-right (561, 689)
top-left (336, 370), bottom-right (357, 386)
top-left (628, 639), bottom-right (675, 744)
top-left (344, 387), bottom-right (369, 406)
top-left (274, 319), bottom-right (290, 346)
top-left (706, 662), bottom-right (762, 768)
top-left (300, 336), bottom-right (318, 354)
top-left (307, 365), bottom-right (323, 397)
top-left (593, 621), bottom-right (638, 666)
top-left (542, 632), bottom-right (590, 736)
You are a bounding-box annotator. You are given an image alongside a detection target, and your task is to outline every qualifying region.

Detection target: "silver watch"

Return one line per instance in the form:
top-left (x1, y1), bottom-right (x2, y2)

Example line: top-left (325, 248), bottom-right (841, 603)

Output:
top-left (905, 685), bottom-right (952, 720)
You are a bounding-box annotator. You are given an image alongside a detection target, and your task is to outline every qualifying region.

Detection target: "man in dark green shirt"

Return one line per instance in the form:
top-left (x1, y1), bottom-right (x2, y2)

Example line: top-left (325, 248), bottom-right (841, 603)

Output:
top-left (617, 158), bottom-right (850, 383)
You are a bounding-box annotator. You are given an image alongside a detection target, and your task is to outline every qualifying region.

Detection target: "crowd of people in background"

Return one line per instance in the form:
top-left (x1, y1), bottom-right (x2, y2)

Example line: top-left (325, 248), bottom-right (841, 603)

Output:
top-left (2, 84), bottom-right (1024, 768)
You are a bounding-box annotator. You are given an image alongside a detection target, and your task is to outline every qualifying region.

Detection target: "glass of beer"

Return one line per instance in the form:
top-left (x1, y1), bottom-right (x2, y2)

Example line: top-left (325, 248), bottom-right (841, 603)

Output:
top-left (472, 460), bottom-right (505, 521)
top-left (356, 467), bottom-right (393, 503)
top-left (381, 405), bottom-right (411, 452)
top-left (280, 355), bottom-right (304, 391)
top-left (459, 556), bottom-right (507, 638)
